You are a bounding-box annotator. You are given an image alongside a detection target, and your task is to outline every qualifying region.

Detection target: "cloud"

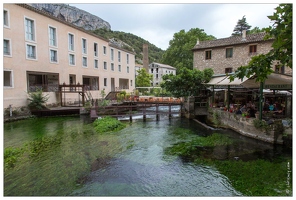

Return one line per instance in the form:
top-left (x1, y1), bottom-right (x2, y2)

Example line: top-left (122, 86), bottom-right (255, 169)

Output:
top-left (70, 3), bottom-right (279, 50)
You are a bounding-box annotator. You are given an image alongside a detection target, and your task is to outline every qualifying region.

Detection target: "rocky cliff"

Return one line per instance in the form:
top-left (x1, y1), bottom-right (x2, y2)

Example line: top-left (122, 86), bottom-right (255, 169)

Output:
top-left (28, 3), bottom-right (111, 31)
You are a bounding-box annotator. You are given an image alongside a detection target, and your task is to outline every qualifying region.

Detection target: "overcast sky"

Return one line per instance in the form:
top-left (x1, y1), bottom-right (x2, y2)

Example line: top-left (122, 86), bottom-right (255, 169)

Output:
top-left (70, 2), bottom-right (280, 50)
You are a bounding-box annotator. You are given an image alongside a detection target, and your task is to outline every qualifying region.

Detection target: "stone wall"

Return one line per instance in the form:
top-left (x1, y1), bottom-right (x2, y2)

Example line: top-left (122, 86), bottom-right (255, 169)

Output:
top-left (193, 40), bottom-right (273, 73)
top-left (207, 108), bottom-right (292, 144)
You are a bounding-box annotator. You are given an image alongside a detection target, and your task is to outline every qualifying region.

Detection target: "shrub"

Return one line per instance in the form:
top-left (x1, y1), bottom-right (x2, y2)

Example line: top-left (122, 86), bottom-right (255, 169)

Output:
top-left (27, 89), bottom-right (49, 110)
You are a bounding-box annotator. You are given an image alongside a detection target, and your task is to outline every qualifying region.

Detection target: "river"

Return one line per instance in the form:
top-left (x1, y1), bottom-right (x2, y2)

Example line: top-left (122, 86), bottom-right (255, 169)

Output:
top-left (3, 113), bottom-right (292, 196)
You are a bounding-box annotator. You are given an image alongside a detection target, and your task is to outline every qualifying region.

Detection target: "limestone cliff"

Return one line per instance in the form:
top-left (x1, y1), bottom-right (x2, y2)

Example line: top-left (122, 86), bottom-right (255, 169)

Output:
top-left (28, 3), bottom-right (111, 31)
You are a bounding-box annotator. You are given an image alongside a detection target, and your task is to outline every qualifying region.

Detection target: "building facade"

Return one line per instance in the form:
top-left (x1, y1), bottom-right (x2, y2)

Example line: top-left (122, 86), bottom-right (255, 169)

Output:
top-left (192, 30), bottom-right (292, 75)
top-left (3, 4), bottom-right (135, 109)
top-left (148, 62), bottom-right (176, 86)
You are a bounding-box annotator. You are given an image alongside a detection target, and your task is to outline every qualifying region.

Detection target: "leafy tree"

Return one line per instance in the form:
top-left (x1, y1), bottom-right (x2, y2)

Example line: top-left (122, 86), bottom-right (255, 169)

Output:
top-left (248, 26), bottom-right (265, 34)
top-left (230, 3), bottom-right (292, 81)
top-left (160, 68), bottom-right (214, 98)
top-left (161, 28), bottom-right (216, 71)
top-left (135, 68), bottom-right (153, 94)
top-left (264, 3), bottom-right (292, 69)
top-left (232, 15), bottom-right (252, 36)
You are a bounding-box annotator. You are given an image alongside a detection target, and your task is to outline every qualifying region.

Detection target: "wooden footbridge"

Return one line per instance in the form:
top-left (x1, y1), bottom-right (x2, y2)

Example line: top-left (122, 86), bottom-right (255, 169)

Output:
top-left (90, 98), bottom-right (183, 121)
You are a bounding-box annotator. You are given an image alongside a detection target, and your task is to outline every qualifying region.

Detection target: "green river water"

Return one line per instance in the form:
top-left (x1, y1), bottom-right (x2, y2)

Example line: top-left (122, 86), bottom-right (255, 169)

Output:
top-left (3, 114), bottom-right (292, 196)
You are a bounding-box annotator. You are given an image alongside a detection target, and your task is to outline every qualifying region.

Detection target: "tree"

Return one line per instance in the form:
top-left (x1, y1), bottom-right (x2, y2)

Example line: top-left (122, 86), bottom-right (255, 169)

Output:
top-left (135, 68), bottom-right (153, 94)
top-left (161, 28), bottom-right (216, 71)
top-left (264, 3), bottom-right (292, 69)
top-left (248, 26), bottom-right (265, 34)
top-left (229, 4), bottom-right (292, 119)
top-left (232, 15), bottom-right (252, 36)
top-left (160, 68), bottom-right (214, 98)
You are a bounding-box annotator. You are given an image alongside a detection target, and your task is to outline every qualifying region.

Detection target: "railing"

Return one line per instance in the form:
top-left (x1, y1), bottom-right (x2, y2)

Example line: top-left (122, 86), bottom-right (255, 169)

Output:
top-left (28, 84), bottom-right (59, 92)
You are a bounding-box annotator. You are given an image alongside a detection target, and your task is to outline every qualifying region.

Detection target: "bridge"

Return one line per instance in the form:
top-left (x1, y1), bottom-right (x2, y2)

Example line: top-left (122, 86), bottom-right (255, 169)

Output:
top-left (90, 99), bottom-right (183, 121)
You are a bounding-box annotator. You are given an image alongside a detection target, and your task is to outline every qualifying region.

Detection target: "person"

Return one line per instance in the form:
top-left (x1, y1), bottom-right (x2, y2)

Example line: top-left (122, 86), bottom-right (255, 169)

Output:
top-left (240, 105), bottom-right (247, 113)
top-left (269, 104), bottom-right (274, 111)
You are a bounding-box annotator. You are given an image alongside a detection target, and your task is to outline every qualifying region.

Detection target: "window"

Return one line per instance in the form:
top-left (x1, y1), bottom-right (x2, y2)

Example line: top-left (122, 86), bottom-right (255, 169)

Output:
top-left (249, 45), bottom-right (257, 54)
top-left (4, 70), bottom-right (13, 87)
top-left (127, 54), bottom-right (129, 64)
top-left (103, 46), bottom-right (106, 55)
top-left (50, 49), bottom-right (57, 63)
top-left (82, 38), bottom-right (87, 54)
top-left (69, 54), bottom-right (75, 65)
top-left (118, 65), bottom-right (121, 72)
top-left (275, 65), bottom-right (285, 74)
top-left (82, 57), bottom-right (87, 67)
top-left (4, 9), bottom-right (9, 27)
top-left (3, 39), bottom-right (11, 56)
top-left (205, 50), bottom-right (211, 60)
top-left (94, 59), bottom-right (98, 69)
top-left (104, 78), bottom-right (107, 86)
top-left (104, 61), bottom-right (107, 70)
top-left (94, 43), bottom-right (98, 57)
top-left (68, 33), bottom-right (74, 51)
top-left (26, 44), bottom-right (36, 59)
top-left (111, 63), bottom-right (114, 71)
top-left (110, 49), bottom-right (114, 61)
top-left (25, 17), bottom-right (35, 41)
top-left (49, 26), bottom-right (57, 47)
top-left (127, 66), bottom-right (130, 73)
top-left (118, 51), bottom-right (121, 62)
top-left (226, 48), bottom-right (233, 58)
top-left (225, 68), bottom-right (233, 73)
top-left (130, 80), bottom-right (132, 87)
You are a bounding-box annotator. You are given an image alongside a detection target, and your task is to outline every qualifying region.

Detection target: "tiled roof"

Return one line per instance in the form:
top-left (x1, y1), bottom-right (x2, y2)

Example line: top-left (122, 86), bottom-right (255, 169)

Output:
top-left (192, 32), bottom-right (273, 51)
top-left (150, 62), bottom-right (176, 70)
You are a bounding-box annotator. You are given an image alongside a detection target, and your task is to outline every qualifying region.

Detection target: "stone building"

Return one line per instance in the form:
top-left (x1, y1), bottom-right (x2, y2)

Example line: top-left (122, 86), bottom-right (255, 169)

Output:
top-left (3, 4), bottom-right (135, 109)
top-left (149, 62), bottom-right (176, 86)
top-left (192, 30), bottom-right (292, 76)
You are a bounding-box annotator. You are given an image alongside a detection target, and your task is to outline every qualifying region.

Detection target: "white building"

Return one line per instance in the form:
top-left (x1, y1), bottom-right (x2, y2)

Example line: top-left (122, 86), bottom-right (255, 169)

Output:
top-left (148, 62), bottom-right (176, 86)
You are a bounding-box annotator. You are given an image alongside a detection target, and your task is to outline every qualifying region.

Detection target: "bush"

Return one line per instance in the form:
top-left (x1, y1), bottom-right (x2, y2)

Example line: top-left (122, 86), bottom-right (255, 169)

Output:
top-left (93, 116), bottom-right (126, 133)
top-left (27, 89), bottom-right (49, 110)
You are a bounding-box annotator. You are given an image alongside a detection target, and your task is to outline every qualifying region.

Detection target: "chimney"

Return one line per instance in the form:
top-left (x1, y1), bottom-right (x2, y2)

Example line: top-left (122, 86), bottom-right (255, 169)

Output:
top-left (196, 38), bottom-right (200, 45)
top-left (143, 44), bottom-right (149, 72)
top-left (242, 30), bottom-right (247, 41)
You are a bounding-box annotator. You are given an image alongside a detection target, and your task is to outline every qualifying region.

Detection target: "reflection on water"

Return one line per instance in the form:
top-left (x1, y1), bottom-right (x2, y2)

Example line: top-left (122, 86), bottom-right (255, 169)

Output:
top-left (4, 115), bottom-right (291, 196)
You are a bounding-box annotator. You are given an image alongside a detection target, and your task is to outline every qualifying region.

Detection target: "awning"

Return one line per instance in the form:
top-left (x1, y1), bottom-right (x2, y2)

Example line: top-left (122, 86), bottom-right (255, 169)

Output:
top-left (242, 73), bottom-right (292, 89)
top-left (205, 75), bottom-right (227, 85)
top-left (205, 73), bottom-right (292, 90)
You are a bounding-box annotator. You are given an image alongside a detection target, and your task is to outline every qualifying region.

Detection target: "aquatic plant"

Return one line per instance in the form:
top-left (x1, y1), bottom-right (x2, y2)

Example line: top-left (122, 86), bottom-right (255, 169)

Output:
top-left (4, 147), bottom-right (24, 169)
top-left (93, 116), bottom-right (126, 133)
top-left (199, 158), bottom-right (292, 196)
top-left (165, 133), bottom-right (233, 157)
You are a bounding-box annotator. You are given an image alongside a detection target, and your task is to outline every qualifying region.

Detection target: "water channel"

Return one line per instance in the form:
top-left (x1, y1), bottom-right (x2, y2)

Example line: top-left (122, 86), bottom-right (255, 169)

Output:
top-left (4, 108), bottom-right (292, 196)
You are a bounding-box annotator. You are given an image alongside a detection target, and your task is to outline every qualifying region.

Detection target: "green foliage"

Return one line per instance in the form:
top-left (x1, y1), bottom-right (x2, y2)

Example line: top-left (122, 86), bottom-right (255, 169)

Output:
top-left (253, 119), bottom-right (271, 133)
top-left (229, 54), bottom-right (273, 83)
top-left (248, 26), bottom-right (265, 34)
top-left (232, 15), bottom-right (252, 36)
top-left (210, 159), bottom-right (292, 196)
top-left (93, 116), bottom-right (126, 134)
top-left (27, 136), bottom-right (62, 157)
top-left (264, 4), bottom-right (292, 69)
top-left (135, 68), bottom-right (153, 94)
top-left (27, 89), bottom-right (49, 110)
top-left (161, 67), bottom-right (214, 98)
top-left (4, 147), bottom-right (24, 169)
top-left (213, 111), bottom-right (221, 126)
top-left (92, 29), bottom-right (164, 64)
top-left (165, 133), bottom-right (233, 157)
top-left (230, 4), bottom-right (292, 83)
top-left (161, 28), bottom-right (216, 71)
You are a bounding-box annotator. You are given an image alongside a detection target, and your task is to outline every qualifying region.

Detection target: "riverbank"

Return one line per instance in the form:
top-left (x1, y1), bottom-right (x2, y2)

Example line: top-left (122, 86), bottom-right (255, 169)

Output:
top-left (205, 108), bottom-right (292, 147)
